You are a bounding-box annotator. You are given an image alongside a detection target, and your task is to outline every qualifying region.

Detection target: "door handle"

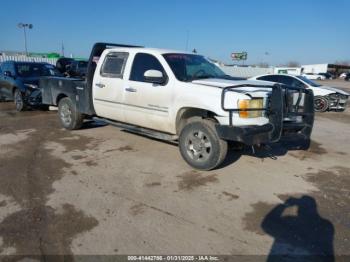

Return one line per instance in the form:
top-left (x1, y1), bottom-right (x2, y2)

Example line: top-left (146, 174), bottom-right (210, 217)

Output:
top-left (125, 87), bottom-right (137, 92)
top-left (95, 83), bottom-right (105, 88)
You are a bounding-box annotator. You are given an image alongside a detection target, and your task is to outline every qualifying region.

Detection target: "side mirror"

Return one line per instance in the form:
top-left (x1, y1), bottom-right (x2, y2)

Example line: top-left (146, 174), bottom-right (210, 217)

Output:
top-left (4, 71), bottom-right (12, 77)
top-left (144, 70), bottom-right (166, 85)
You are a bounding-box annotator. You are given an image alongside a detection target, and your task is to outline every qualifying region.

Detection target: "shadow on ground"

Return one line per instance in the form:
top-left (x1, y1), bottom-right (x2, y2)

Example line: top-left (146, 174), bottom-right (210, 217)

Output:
top-left (261, 196), bottom-right (334, 262)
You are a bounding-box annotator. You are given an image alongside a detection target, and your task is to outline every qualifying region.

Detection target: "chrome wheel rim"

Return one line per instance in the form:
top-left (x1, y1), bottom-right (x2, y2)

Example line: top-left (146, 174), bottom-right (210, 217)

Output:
top-left (314, 98), bottom-right (326, 111)
top-left (60, 103), bottom-right (72, 125)
top-left (185, 130), bottom-right (212, 162)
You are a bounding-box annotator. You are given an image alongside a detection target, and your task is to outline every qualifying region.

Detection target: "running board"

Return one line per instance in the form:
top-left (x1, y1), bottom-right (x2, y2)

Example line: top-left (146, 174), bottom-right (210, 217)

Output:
top-left (92, 117), bottom-right (178, 141)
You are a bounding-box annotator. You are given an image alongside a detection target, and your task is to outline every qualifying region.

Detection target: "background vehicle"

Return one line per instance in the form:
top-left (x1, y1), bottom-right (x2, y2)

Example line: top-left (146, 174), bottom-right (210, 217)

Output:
top-left (56, 57), bottom-right (74, 74)
top-left (41, 43), bottom-right (314, 170)
top-left (344, 73), bottom-right (350, 81)
top-left (339, 72), bottom-right (349, 78)
top-left (250, 74), bottom-right (349, 112)
top-left (302, 73), bottom-right (326, 80)
top-left (319, 72), bottom-right (335, 80)
top-left (66, 60), bottom-right (88, 78)
top-left (0, 61), bottom-right (62, 111)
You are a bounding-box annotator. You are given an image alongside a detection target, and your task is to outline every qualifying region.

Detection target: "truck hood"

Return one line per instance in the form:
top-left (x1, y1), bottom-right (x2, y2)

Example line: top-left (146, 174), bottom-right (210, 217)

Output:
top-left (191, 78), bottom-right (274, 97)
top-left (315, 85), bottom-right (350, 96)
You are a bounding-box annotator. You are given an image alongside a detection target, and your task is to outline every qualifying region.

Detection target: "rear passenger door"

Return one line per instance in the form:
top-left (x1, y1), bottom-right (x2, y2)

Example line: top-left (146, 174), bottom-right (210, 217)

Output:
top-left (93, 52), bottom-right (129, 122)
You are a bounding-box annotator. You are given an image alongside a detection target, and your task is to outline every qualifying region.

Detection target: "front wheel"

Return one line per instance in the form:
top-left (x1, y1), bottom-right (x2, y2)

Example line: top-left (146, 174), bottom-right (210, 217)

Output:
top-left (58, 97), bottom-right (84, 130)
top-left (14, 89), bottom-right (28, 111)
top-left (314, 96), bottom-right (329, 112)
top-left (179, 119), bottom-right (228, 170)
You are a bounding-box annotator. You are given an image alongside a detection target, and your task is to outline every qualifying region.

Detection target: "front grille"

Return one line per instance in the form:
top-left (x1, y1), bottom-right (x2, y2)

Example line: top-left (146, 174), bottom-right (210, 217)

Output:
top-left (284, 89), bottom-right (305, 114)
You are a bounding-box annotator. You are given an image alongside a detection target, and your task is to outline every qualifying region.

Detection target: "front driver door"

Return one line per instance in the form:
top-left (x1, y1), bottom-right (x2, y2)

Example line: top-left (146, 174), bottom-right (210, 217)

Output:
top-left (93, 52), bottom-right (129, 122)
top-left (124, 53), bottom-right (173, 133)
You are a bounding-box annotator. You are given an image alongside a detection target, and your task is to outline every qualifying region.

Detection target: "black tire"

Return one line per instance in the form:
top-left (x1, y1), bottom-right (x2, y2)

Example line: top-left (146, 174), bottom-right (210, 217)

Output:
top-left (14, 89), bottom-right (28, 111)
top-left (58, 97), bottom-right (84, 130)
top-left (179, 119), bottom-right (228, 170)
top-left (314, 96), bottom-right (329, 112)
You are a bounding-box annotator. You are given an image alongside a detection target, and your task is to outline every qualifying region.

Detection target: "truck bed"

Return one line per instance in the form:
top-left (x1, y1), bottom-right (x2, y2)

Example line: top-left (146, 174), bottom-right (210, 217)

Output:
top-left (40, 77), bottom-right (95, 115)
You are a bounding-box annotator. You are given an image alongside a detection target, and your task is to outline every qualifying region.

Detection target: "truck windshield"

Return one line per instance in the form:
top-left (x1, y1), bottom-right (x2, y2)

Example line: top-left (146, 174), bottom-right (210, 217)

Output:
top-left (163, 53), bottom-right (227, 82)
top-left (15, 63), bottom-right (62, 78)
top-left (296, 76), bottom-right (322, 87)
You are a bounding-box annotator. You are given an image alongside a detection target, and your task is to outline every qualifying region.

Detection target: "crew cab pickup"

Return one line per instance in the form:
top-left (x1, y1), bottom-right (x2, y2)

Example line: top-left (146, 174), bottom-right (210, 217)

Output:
top-left (41, 43), bottom-right (314, 170)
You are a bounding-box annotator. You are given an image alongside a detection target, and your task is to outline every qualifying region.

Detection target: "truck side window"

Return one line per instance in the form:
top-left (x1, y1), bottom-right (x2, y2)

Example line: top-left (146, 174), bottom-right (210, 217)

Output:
top-left (292, 79), bottom-right (307, 88)
top-left (276, 75), bottom-right (293, 86)
top-left (9, 62), bottom-right (16, 76)
top-left (130, 53), bottom-right (166, 82)
top-left (100, 52), bottom-right (128, 78)
top-left (257, 75), bottom-right (279, 82)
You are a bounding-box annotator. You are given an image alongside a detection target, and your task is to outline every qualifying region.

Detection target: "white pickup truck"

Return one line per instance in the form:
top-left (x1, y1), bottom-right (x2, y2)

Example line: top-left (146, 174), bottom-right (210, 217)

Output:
top-left (41, 43), bottom-right (314, 170)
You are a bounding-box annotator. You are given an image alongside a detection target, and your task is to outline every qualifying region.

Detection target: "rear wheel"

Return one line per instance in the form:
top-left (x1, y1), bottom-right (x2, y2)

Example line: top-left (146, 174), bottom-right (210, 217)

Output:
top-left (14, 89), bottom-right (27, 111)
top-left (314, 96), bottom-right (329, 112)
top-left (58, 97), bottom-right (84, 130)
top-left (179, 119), bottom-right (227, 170)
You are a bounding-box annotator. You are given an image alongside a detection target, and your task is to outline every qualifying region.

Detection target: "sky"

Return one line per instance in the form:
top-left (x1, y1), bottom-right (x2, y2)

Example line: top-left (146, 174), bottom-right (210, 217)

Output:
top-left (0, 0), bottom-right (349, 65)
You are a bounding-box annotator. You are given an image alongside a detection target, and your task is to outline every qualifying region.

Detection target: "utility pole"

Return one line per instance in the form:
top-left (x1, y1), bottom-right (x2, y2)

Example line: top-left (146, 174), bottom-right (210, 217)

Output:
top-left (185, 30), bottom-right (190, 51)
top-left (17, 23), bottom-right (33, 56)
top-left (61, 41), bottom-right (65, 57)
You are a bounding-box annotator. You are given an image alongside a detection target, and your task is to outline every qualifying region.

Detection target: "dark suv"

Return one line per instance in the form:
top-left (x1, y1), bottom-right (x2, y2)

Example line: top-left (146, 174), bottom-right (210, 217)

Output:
top-left (0, 61), bottom-right (62, 111)
top-left (66, 60), bottom-right (88, 78)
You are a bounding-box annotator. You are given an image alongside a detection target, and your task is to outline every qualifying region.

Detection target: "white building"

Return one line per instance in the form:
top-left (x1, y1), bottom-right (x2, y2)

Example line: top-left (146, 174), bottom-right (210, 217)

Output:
top-left (301, 64), bottom-right (328, 74)
top-left (302, 64), bottom-right (350, 75)
top-left (273, 67), bottom-right (302, 75)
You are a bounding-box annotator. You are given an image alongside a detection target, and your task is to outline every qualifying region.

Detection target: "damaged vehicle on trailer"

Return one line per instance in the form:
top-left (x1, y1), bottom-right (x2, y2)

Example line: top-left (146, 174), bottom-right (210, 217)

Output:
top-left (41, 43), bottom-right (315, 170)
top-left (0, 61), bottom-right (62, 111)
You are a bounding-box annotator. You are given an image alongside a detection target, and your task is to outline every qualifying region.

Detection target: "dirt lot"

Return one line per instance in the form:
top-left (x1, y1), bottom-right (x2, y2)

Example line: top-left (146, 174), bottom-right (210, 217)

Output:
top-left (0, 80), bottom-right (349, 261)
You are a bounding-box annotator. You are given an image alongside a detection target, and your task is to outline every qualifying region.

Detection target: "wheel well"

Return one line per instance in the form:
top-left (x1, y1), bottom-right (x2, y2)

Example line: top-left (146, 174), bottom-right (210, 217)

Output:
top-left (176, 108), bottom-right (218, 135)
top-left (56, 94), bottom-right (68, 105)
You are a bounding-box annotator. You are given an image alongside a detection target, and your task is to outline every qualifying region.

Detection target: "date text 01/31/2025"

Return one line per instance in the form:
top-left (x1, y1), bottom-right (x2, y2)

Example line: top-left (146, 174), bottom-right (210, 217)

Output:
top-left (127, 255), bottom-right (219, 261)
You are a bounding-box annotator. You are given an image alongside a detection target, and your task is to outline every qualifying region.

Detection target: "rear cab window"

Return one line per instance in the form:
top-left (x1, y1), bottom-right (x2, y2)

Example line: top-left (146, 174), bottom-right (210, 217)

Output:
top-left (100, 52), bottom-right (129, 78)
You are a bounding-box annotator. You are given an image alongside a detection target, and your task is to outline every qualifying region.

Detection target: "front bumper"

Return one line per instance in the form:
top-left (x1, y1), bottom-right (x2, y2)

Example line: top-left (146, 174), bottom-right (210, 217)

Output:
top-left (25, 89), bottom-right (43, 106)
top-left (216, 123), bottom-right (274, 145)
top-left (328, 95), bottom-right (348, 111)
top-left (218, 84), bottom-right (314, 145)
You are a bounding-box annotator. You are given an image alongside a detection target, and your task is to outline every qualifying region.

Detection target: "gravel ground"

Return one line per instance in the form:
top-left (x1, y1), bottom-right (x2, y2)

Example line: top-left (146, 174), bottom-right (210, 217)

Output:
top-left (0, 80), bottom-right (349, 261)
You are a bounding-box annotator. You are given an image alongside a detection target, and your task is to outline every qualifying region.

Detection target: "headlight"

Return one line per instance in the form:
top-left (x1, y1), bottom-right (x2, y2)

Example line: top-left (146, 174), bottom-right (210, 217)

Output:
top-left (329, 93), bottom-right (339, 99)
top-left (237, 98), bottom-right (264, 118)
top-left (24, 84), bottom-right (38, 89)
top-left (329, 93), bottom-right (348, 100)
